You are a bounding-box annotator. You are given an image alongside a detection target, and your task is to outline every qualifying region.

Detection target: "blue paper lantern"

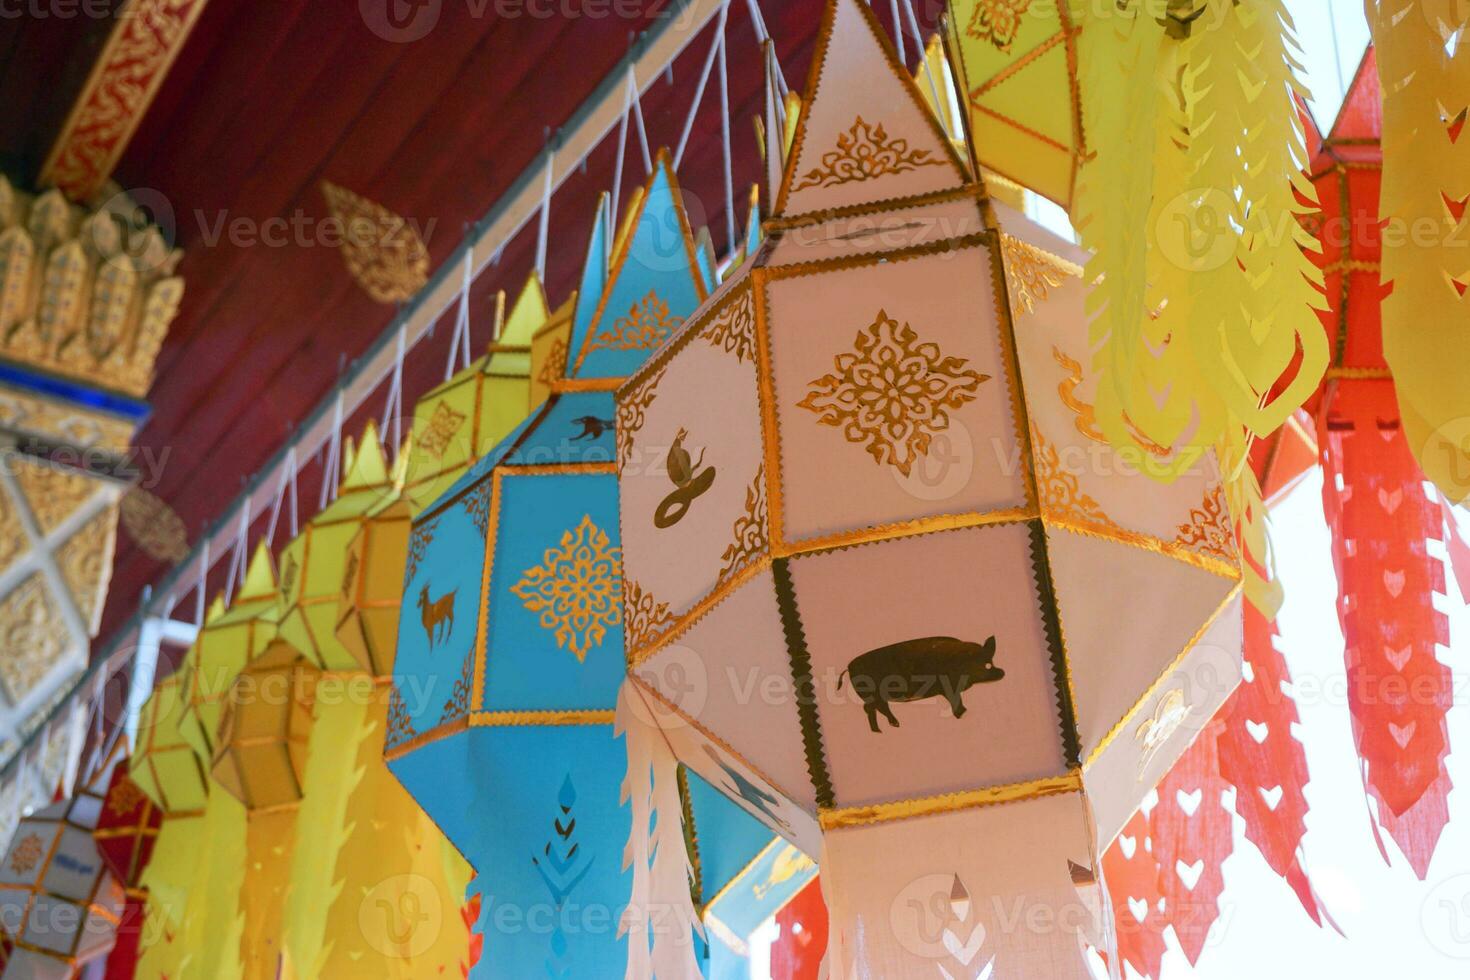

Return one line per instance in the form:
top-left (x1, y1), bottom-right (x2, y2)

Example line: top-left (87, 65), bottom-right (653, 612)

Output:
top-left (387, 155), bottom-right (804, 978)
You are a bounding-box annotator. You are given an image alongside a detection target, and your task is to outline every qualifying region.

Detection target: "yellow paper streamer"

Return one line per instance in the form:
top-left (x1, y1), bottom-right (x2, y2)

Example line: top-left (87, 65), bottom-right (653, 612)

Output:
top-left (1369, 0), bottom-right (1470, 502)
top-left (1070, 0), bottom-right (1327, 612)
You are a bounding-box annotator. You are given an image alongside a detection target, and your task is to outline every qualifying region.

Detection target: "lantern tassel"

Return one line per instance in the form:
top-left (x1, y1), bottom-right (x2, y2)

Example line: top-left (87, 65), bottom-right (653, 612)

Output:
top-left (616, 683), bottom-right (702, 980)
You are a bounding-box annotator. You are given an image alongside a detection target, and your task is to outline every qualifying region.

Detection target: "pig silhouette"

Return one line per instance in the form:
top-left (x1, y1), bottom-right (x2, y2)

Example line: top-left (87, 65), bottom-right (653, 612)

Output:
top-left (837, 635), bottom-right (1003, 733)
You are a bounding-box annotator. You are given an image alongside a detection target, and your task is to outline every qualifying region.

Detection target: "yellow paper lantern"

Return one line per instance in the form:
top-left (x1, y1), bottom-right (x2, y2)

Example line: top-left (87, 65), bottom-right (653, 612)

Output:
top-left (334, 468), bottom-right (414, 678)
top-left (178, 547), bottom-right (280, 761)
top-left (278, 422), bottom-right (398, 672)
top-left (131, 671), bottom-right (209, 817)
top-left (211, 640), bottom-right (318, 811)
top-left (945, 0), bottom-right (1086, 208)
top-left (402, 274), bottom-right (552, 513)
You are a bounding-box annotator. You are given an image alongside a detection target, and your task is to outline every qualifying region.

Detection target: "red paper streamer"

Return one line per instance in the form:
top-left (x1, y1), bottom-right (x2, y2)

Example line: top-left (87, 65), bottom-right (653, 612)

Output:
top-left (1102, 810), bottom-right (1167, 979)
top-left (770, 878), bottom-right (827, 980)
top-left (1217, 603), bottom-right (1325, 923)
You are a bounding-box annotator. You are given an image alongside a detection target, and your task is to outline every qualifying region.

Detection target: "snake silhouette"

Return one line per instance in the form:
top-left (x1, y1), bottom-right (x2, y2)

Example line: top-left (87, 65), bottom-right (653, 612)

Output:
top-left (654, 428), bottom-right (715, 528)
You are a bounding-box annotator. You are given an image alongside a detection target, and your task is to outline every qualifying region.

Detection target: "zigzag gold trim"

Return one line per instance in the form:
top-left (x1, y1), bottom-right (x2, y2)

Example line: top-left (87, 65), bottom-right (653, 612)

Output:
top-left (818, 771), bottom-right (1082, 830)
top-left (1083, 583), bottom-right (1243, 768)
top-left (381, 709), bottom-right (617, 761)
top-left (777, 506), bottom-right (1035, 558)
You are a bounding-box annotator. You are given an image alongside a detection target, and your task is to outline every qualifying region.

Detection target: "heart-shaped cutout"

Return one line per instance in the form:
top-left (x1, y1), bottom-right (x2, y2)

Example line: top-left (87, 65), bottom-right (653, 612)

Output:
top-left (1259, 785), bottom-right (1284, 811)
top-left (1119, 834), bottom-right (1138, 860)
top-left (942, 921), bottom-right (987, 966)
top-left (1385, 644), bottom-right (1413, 671)
top-left (1241, 660), bottom-right (1255, 683)
top-left (1246, 719), bottom-right (1269, 744)
top-left (1176, 788), bottom-right (1203, 817)
top-left (1384, 569), bottom-right (1407, 597)
top-left (1379, 487), bottom-right (1403, 513)
top-left (1128, 897), bottom-right (1149, 924)
top-left (1176, 859), bottom-right (1204, 890)
top-left (1389, 720), bottom-right (1417, 749)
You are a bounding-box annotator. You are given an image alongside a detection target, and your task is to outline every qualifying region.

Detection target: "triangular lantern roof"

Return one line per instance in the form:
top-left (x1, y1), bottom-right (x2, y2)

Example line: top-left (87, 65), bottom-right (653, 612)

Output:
top-left (235, 541), bottom-right (277, 603)
top-left (774, 0), bottom-right (969, 221)
top-left (567, 149), bottom-right (706, 380)
top-left (486, 273), bottom-right (551, 378)
top-left (1330, 46), bottom-right (1381, 145)
top-left (564, 192), bottom-right (611, 365)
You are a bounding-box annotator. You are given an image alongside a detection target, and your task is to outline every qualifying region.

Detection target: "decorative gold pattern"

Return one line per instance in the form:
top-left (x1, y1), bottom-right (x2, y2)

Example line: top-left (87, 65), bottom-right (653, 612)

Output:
top-left (510, 514), bottom-right (622, 662)
top-left (0, 390), bottom-right (132, 453)
top-left (0, 576), bottom-right (70, 701)
top-left (616, 364), bottom-right (664, 469)
top-left (0, 179), bottom-right (182, 397)
top-left (119, 487), bottom-right (188, 563)
top-left (385, 686), bottom-right (417, 749)
top-left (419, 402), bottom-right (467, 459)
top-left (320, 181), bottom-right (429, 304)
top-left (404, 517), bottom-right (437, 585)
top-left (463, 481), bottom-right (494, 536)
top-left (7, 833), bottom-right (43, 875)
top-left (57, 507), bottom-right (116, 624)
top-left (702, 289), bottom-right (756, 364)
top-left (1030, 425), bottom-right (1121, 531)
top-left (537, 335), bottom-right (569, 388)
top-left (39, 0), bottom-right (210, 200)
top-left (104, 777), bottom-right (147, 818)
top-left (791, 117), bottom-right (946, 192)
top-left (0, 491), bottom-right (23, 575)
top-left (1002, 234), bottom-right (1073, 314)
top-left (441, 651), bottom-right (474, 724)
top-left (1052, 346), bottom-right (1172, 459)
top-left (818, 771), bottom-right (1083, 830)
top-left (1135, 688), bottom-right (1190, 777)
top-left (719, 468), bottom-right (769, 581)
top-left (1174, 485), bottom-right (1236, 562)
top-left (279, 552), bottom-right (299, 599)
top-left (623, 579), bottom-right (675, 652)
top-left (797, 310), bottom-right (988, 476)
top-left (15, 460), bottom-right (92, 533)
top-left (966, 0), bottom-right (1033, 54)
top-left (589, 289), bottom-right (683, 352)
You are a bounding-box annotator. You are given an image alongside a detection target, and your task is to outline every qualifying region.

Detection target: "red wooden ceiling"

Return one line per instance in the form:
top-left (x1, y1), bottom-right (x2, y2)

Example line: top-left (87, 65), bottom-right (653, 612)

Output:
top-left (2, 0), bottom-right (940, 649)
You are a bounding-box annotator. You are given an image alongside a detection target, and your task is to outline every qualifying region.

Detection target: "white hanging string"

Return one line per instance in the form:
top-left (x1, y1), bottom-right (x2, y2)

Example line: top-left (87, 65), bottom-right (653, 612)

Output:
top-left (194, 537), bottom-right (210, 626)
top-left (717, 27), bottom-right (736, 249)
top-left (899, 0), bottom-right (947, 129)
top-left (611, 78), bottom-right (633, 241)
top-left (444, 248), bottom-right (476, 381)
top-left (627, 67), bottom-right (653, 176)
top-left (888, 0), bottom-right (906, 64)
top-left (744, 0), bottom-right (787, 96)
top-left (318, 390), bottom-right (346, 510)
top-left (535, 148), bottom-right (554, 282)
top-left (674, 2), bottom-right (730, 169)
top-left (382, 324), bottom-right (407, 453)
top-left (222, 505), bottom-right (249, 604)
top-left (264, 446), bottom-right (300, 545)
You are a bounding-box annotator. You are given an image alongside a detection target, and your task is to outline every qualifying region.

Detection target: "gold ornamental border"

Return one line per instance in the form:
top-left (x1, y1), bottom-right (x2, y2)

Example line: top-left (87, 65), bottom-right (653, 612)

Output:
top-left (818, 771), bottom-right (1083, 831)
top-left (381, 709), bottom-right (618, 763)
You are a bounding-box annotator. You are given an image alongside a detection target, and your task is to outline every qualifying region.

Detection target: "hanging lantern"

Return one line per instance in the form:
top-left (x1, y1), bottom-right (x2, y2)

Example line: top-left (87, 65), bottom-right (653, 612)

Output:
top-left (403, 275), bottom-right (552, 513)
top-left (131, 669), bottom-right (210, 818)
top-left (91, 750), bottom-right (162, 980)
top-left (209, 638), bottom-right (317, 979)
top-left (269, 422), bottom-right (473, 977)
top-left (278, 421), bottom-right (397, 673)
top-left (944, 0), bottom-right (1085, 208)
top-left (0, 758), bottom-right (126, 979)
top-left (388, 159), bottom-right (797, 977)
top-left (615, 1), bottom-right (1243, 974)
top-left (178, 546), bottom-right (280, 761)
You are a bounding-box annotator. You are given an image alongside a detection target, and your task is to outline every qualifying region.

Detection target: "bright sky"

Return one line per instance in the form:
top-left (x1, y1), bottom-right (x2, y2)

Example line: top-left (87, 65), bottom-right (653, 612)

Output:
top-left (753, 3), bottom-right (1470, 977)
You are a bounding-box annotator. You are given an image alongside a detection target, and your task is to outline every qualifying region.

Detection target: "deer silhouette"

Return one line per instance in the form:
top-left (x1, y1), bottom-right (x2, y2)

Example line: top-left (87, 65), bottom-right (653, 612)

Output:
top-left (418, 585), bottom-right (456, 649)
